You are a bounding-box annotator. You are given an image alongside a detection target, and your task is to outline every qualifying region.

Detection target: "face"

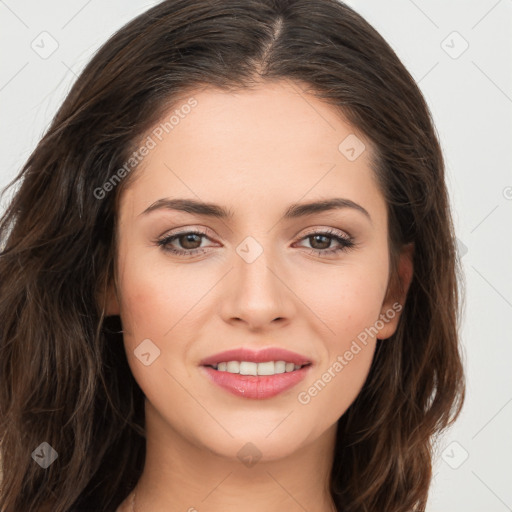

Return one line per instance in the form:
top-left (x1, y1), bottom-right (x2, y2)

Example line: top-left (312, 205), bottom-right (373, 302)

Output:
top-left (106, 80), bottom-right (413, 462)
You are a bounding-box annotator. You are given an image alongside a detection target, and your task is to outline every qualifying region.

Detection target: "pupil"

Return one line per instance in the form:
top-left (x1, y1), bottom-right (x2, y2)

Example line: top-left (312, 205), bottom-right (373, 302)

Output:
top-left (311, 235), bottom-right (329, 249)
top-left (182, 234), bottom-right (200, 249)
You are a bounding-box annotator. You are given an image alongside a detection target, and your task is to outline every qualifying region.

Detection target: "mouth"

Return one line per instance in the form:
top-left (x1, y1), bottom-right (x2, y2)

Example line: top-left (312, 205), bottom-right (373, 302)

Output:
top-left (199, 347), bottom-right (314, 399)
top-left (199, 346), bottom-right (312, 368)
top-left (204, 360), bottom-right (312, 375)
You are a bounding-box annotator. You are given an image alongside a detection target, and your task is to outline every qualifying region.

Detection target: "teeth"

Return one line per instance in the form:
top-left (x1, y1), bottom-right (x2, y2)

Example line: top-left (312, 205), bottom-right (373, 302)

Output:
top-left (240, 361), bottom-right (257, 375)
top-left (256, 361), bottom-right (274, 375)
top-left (274, 361), bottom-right (286, 374)
top-left (213, 360), bottom-right (305, 375)
top-left (226, 361), bottom-right (240, 373)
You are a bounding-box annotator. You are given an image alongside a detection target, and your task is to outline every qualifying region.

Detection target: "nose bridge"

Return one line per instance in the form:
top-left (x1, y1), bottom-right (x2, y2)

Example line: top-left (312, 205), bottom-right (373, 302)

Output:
top-left (235, 233), bottom-right (281, 294)
top-left (224, 232), bottom-right (291, 325)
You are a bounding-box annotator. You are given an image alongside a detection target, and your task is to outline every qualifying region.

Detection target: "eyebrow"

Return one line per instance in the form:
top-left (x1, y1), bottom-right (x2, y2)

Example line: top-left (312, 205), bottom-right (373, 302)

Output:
top-left (139, 197), bottom-right (372, 223)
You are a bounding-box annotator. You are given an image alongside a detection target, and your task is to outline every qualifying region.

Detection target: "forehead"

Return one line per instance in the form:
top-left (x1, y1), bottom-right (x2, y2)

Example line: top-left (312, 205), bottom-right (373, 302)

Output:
top-left (118, 80), bottom-right (386, 228)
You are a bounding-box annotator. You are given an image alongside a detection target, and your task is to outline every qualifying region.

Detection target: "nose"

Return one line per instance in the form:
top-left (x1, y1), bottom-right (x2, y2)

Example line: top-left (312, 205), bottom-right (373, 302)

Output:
top-left (220, 241), bottom-right (295, 331)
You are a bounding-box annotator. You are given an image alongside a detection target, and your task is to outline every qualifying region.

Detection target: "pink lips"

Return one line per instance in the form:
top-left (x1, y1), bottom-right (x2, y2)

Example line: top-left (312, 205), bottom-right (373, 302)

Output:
top-left (199, 347), bottom-right (313, 400)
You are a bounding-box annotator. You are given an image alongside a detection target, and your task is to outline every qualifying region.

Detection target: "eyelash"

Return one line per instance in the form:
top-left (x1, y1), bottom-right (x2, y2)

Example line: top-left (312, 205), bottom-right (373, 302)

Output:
top-left (156, 228), bottom-right (356, 258)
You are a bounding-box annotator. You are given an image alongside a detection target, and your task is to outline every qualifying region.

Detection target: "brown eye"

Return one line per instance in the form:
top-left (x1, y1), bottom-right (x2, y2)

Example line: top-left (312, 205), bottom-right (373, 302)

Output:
top-left (296, 229), bottom-right (355, 257)
top-left (176, 233), bottom-right (203, 250)
top-left (157, 229), bottom-right (211, 256)
top-left (308, 234), bottom-right (332, 250)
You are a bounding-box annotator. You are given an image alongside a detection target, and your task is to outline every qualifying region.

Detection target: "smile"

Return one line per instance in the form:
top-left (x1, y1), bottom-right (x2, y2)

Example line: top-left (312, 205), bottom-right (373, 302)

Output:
top-left (206, 360), bottom-right (310, 375)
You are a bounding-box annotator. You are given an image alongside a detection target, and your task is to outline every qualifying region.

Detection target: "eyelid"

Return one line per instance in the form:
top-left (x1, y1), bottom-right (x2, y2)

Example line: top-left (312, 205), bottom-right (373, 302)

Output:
top-left (159, 225), bottom-right (216, 239)
top-left (298, 225), bottom-right (352, 240)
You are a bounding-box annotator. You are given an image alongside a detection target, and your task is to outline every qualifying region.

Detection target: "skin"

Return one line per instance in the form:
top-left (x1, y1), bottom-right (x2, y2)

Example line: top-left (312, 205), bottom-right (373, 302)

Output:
top-left (108, 79), bottom-right (414, 512)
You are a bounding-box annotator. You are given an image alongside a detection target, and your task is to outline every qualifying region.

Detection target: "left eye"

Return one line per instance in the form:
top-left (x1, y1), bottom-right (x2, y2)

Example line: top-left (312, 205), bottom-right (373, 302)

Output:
top-left (296, 231), bottom-right (355, 255)
top-left (157, 229), bottom-right (355, 257)
top-left (157, 230), bottom-right (211, 256)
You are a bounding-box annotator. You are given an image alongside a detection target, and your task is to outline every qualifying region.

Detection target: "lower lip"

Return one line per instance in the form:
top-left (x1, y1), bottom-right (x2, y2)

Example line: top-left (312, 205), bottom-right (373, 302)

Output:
top-left (200, 365), bottom-right (312, 399)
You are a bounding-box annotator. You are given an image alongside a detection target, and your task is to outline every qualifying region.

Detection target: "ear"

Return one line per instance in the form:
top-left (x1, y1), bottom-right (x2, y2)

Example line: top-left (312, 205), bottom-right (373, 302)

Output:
top-left (376, 242), bottom-right (414, 340)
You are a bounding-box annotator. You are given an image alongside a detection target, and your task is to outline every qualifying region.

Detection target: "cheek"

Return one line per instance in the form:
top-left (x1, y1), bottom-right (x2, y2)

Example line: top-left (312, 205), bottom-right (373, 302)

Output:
top-left (115, 257), bottom-right (200, 418)
top-left (296, 271), bottom-right (382, 424)
top-left (295, 255), bottom-right (389, 345)
top-left (293, 259), bottom-right (387, 422)
top-left (118, 277), bottom-right (170, 342)
top-left (115, 249), bottom-right (215, 395)
top-left (297, 337), bottom-right (377, 435)
top-left (116, 248), bottom-right (204, 342)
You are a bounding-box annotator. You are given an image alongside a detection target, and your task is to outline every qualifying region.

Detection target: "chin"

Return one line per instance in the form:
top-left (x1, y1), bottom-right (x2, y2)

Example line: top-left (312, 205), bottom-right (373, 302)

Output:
top-left (196, 426), bottom-right (312, 464)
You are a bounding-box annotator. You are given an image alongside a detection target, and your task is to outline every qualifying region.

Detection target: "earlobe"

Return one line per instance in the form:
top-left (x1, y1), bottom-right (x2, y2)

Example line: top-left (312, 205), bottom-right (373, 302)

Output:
top-left (377, 242), bottom-right (414, 340)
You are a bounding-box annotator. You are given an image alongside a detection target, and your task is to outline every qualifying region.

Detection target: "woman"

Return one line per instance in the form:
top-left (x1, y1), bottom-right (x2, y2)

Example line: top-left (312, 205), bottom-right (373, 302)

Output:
top-left (0, 1), bottom-right (465, 511)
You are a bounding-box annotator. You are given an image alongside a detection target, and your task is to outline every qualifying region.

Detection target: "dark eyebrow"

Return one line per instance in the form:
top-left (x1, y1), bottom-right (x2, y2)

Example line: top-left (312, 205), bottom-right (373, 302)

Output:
top-left (283, 198), bottom-right (371, 223)
top-left (139, 197), bottom-right (372, 223)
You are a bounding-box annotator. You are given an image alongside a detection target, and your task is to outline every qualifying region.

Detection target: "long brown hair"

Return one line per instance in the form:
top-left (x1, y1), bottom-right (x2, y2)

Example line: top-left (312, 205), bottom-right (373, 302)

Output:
top-left (0, 1), bottom-right (465, 510)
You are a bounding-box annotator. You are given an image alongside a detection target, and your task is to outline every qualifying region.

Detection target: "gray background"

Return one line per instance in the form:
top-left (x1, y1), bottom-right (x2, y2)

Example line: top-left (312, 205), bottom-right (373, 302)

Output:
top-left (1, 1), bottom-right (511, 510)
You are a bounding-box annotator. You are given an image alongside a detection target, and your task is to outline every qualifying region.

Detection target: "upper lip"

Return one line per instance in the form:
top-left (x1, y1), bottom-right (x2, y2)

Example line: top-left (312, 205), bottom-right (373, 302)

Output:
top-left (199, 347), bottom-right (313, 367)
